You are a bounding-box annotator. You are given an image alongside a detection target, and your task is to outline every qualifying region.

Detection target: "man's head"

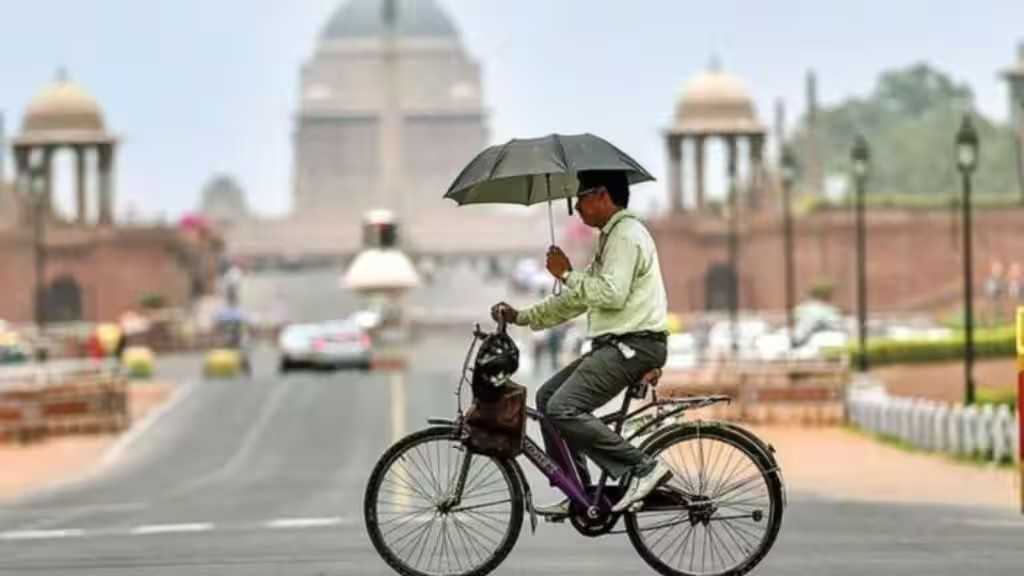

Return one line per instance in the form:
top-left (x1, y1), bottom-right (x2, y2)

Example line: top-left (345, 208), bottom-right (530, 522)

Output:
top-left (574, 170), bottom-right (629, 228)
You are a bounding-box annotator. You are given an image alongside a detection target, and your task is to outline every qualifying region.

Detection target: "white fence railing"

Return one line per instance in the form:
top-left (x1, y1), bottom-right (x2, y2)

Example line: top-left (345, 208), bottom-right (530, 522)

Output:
top-left (847, 381), bottom-right (1020, 463)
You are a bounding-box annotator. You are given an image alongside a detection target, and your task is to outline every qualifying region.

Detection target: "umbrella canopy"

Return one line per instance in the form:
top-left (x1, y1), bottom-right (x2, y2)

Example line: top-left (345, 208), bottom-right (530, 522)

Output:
top-left (444, 133), bottom-right (655, 206)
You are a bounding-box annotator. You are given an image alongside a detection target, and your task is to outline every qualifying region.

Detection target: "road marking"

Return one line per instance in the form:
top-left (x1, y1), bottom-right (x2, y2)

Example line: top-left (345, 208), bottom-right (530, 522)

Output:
top-left (389, 371), bottom-right (407, 445)
top-left (101, 379), bottom-right (200, 470)
top-left (959, 518), bottom-right (1024, 529)
top-left (389, 371), bottom-right (410, 511)
top-left (264, 517), bottom-right (345, 529)
top-left (20, 381), bottom-right (200, 503)
top-left (131, 523), bottom-right (214, 535)
top-left (0, 529), bottom-right (85, 541)
top-left (172, 378), bottom-right (290, 495)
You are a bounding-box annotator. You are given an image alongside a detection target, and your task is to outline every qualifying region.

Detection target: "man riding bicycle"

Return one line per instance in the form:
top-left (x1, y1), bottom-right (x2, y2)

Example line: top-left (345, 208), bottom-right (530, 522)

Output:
top-left (491, 169), bottom-right (671, 515)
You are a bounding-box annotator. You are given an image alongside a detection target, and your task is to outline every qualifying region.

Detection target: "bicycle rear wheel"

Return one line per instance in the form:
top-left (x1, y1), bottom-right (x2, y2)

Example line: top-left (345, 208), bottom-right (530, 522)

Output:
top-left (624, 424), bottom-right (784, 576)
top-left (364, 426), bottom-right (524, 576)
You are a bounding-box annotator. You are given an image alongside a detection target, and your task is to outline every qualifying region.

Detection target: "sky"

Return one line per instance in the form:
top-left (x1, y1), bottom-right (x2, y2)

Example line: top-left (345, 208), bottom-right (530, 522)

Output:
top-left (0, 0), bottom-right (1022, 220)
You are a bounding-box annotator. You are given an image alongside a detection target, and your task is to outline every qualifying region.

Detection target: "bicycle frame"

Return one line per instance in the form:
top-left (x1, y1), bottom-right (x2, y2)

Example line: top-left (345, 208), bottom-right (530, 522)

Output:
top-left (446, 323), bottom-right (729, 517)
top-left (517, 389), bottom-right (731, 515)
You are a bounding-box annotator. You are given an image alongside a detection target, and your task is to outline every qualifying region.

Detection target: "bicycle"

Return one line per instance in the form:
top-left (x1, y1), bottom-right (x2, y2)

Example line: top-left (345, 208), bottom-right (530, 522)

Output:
top-left (364, 317), bottom-right (786, 576)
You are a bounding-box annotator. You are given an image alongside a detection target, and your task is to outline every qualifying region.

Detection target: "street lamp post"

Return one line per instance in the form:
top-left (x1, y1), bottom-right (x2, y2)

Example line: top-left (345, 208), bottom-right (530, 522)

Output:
top-left (851, 135), bottom-right (870, 372)
top-left (780, 146), bottom-right (798, 351)
top-left (727, 140), bottom-right (740, 357)
top-left (956, 114), bottom-right (980, 405)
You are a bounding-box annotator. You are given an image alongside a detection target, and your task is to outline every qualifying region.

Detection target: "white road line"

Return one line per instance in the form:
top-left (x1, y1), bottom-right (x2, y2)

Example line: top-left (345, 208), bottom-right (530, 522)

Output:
top-left (264, 517), bottom-right (345, 529)
top-left (0, 529), bottom-right (85, 541)
top-left (389, 371), bottom-right (407, 445)
top-left (21, 380), bottom-right (200, 502)
top-left (959, 518), bottom-right (1024, 529)
top-left (101, 379), bottom-right (200, 469)
top-left (173, 378), bottom-right (291, 495)
top-left (131, 523), bottom-right (214, 535)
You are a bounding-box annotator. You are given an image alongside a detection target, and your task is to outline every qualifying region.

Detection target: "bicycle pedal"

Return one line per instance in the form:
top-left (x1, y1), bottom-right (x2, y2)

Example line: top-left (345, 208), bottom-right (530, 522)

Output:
top-left (542, 514), bottom-right (568, 523)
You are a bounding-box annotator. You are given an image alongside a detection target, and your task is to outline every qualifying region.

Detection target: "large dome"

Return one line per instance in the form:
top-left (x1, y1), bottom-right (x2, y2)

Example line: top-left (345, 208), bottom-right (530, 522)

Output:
top-left (320, 0), bottom-right (457, 40)
top-left (672, 68), bottom-right (763, 136)
top-left (22, 75), bottom-right (106, 134)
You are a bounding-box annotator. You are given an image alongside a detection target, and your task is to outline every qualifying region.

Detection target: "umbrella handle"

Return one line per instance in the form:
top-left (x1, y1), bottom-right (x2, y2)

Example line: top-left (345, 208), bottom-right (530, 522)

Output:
top-left (546, 173), bottom-right (562, 296)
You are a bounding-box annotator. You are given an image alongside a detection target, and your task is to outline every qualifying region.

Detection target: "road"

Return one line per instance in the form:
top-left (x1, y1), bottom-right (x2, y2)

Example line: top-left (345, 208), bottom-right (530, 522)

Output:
top-left (0, 268), bottom-right (1022, 575)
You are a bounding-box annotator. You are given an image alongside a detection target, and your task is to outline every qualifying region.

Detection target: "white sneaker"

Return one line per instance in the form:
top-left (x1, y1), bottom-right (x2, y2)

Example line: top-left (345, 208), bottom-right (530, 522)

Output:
top-left (612, 461), bottom-right (672, 513)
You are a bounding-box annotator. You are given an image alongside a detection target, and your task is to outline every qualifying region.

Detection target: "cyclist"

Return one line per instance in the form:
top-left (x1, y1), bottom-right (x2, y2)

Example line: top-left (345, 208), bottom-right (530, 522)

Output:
top-left (491, 169), bottom-right (670, 515)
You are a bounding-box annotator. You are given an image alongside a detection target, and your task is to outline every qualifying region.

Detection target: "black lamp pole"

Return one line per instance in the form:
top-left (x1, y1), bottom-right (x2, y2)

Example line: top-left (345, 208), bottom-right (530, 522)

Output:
top-left (727, 138), bottom-right (739, 357)
top-left (956, 114), bottom-right (980, 405)
top-left (851, 135), bottom-right (870, 372)
top-left (780, 146), bottom-right (798, 350)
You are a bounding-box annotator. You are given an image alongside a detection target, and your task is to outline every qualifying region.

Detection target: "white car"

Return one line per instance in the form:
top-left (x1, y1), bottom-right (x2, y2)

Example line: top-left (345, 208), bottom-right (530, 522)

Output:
top-left (278, 321), bottom-right (372, 372)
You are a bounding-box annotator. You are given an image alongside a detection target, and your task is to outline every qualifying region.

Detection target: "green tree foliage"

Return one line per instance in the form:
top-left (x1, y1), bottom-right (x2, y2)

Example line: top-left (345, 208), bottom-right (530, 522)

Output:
top-left (793, 63), bottom-right (1021, 200)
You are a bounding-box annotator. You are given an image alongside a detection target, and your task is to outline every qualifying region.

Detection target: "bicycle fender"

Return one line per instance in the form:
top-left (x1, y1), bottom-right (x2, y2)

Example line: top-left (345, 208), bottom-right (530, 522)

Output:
top-left (639, 420), bottom-right (787, 508)
top-left (713, 421), bottom-right (787, 509)
top-left (426, 418), bottom-right (537, 533)
top-left (507, 457), bottom-right (537, 535)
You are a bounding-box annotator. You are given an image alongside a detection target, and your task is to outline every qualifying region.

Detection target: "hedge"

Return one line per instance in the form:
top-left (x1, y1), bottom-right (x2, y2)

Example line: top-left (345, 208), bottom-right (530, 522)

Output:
top-left (829, 326), bottom-right (1017, 367)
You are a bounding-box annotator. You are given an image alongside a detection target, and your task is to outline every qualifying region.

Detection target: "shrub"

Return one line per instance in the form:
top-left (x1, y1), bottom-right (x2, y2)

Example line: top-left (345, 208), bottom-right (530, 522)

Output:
top-left (139, 293), bottom-right (167, 310)
top-left (830, 326), bottom-right (1016, 367)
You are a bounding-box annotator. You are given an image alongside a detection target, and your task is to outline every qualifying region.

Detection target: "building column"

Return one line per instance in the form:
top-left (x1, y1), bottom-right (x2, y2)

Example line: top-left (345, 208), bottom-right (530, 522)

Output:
top-left (41, 147), bottom-right (55, 218)
top-left (98, 144), bottom-right (115, 225)
top-left (13, 146), bottom-right (31, 225)
top-left (75, 146), bottom-right (87, 224)
top-left (666, 135), bottom-right (683, 213)
top-left (749, 134), bottom-right (765, 211)
top-left (694, 136), bottom-right (706, 211)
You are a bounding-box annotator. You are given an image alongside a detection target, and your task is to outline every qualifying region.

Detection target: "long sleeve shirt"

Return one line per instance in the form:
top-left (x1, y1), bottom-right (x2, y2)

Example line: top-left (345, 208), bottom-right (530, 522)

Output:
top-left (515, 209), bottom-right (669, 338)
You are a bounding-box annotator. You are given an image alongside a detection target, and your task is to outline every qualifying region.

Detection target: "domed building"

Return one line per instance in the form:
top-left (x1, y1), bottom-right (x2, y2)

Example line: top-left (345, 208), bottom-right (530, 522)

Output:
top-left (0, 71), bottom-right (221, 324)
top-left (11, 70), bottom-right (118, 226)
top-left (664, 62), bottom-right (766, 213)
top-left (293, 0), bottom-right (487, 228)
top-left (199, 174), bottom-right (250, 226)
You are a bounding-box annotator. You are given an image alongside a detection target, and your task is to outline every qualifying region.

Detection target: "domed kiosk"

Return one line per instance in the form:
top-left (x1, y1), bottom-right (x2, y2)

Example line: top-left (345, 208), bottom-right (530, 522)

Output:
top-left (12, 70), bottom-right (118, 225)
top-left (664, 62), bottom-right (766, 213)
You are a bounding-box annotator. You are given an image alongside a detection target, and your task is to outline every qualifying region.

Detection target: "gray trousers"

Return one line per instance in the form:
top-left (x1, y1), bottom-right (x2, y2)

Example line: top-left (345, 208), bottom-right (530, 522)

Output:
top-left (536, 337), bottom-right (667, 480)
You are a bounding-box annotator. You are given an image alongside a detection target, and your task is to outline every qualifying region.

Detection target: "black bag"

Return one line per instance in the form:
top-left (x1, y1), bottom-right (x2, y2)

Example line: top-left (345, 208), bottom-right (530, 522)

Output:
top-left (463, 381), bottom-right (527, 459)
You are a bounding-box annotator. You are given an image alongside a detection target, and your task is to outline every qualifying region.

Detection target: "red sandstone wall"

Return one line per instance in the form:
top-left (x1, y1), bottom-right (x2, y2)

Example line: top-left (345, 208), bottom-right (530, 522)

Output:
top-left (0, 228), bottom-right (214, 323)
top-left (649, 207), bottom-right (1024, 314)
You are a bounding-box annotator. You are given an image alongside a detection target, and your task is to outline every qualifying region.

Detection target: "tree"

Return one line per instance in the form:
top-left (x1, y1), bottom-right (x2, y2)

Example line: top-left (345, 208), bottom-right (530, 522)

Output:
top-left (792, 63), bottom-right (1019, 201)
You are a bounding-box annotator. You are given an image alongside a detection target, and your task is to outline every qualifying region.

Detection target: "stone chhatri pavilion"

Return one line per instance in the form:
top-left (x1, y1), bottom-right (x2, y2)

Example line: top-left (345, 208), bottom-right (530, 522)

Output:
top-left (0, 72), bottom-right (220, 324)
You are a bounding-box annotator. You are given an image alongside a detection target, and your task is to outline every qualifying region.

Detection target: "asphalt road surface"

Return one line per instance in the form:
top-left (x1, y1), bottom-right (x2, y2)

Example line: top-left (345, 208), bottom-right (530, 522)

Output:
top-left (2, 265), bottom-right (1022, 575)
top-left (1, 338), bottom-right (1022, 576)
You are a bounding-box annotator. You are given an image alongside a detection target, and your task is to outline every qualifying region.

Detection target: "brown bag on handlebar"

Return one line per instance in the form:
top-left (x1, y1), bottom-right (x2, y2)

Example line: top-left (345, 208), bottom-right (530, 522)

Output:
top-left (463, 381), bottom-right (526, 459)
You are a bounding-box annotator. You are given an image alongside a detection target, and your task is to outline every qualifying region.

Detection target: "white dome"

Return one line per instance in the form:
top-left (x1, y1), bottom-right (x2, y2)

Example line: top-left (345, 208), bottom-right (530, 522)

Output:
top-left (343, 249), bottom-right (421, 293)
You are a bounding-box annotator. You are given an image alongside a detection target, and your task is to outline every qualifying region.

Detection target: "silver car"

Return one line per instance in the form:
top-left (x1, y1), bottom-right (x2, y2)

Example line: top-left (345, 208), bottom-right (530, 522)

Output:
top-left (278, 321), bottom-right (372, 372)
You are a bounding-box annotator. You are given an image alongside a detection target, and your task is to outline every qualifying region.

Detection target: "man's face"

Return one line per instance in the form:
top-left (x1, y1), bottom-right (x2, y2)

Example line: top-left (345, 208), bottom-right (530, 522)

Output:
top-left (574, 186), bottom-right (607, 227)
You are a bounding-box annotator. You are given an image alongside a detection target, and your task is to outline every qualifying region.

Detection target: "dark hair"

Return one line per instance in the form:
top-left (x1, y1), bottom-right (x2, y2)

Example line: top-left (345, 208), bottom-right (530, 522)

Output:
top-left (578, 170), bottom-right (629, 208)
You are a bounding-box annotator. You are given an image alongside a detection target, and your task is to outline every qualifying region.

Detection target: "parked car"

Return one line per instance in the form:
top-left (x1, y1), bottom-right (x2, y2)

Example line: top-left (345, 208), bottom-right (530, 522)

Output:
top-left (278, 321), bottom-right (372, 372)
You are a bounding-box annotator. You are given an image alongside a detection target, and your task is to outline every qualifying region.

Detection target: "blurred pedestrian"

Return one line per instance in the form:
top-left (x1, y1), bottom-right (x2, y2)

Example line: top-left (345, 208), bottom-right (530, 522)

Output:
top-left (983, 260), bottom-right (1006, 326)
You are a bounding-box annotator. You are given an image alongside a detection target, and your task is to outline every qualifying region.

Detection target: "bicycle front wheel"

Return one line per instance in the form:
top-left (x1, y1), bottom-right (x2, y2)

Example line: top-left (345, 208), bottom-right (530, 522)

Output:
top-left (363, 426), bottom-right (524, 576)
top-left (624, 424), bottom-right (784, 576)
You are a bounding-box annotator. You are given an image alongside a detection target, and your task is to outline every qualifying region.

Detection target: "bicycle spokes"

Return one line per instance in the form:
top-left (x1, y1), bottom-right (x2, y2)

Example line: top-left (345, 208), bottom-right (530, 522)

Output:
top-left (626, 429), bottom-right (781, 576)
top-left (366, 429), bottom-right (523, 576)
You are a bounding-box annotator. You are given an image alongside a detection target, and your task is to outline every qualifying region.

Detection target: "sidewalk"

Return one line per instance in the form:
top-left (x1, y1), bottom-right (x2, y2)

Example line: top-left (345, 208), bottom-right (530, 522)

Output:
top-left (750, 424), bottom-right (1020, 510)
top-left (0, 381), bottom-right (171, 500)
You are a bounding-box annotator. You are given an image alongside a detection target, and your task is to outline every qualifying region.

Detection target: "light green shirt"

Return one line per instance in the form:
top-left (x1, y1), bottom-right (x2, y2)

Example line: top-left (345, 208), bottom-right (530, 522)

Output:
top-left (516, 209), bottom-right (669, 338)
